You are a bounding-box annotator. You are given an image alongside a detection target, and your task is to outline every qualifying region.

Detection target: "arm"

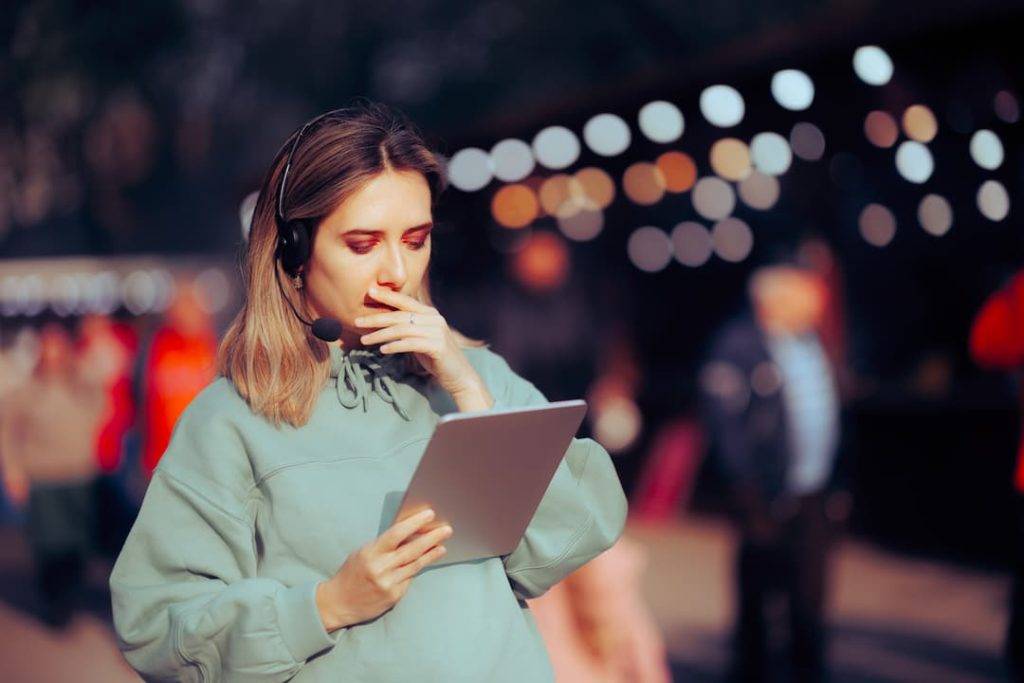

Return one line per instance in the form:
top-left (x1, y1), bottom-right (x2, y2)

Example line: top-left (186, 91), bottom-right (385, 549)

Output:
top-left (109, 398), bottom-right (334, 682)
top-left (485, 352), bottom-right (628, 600)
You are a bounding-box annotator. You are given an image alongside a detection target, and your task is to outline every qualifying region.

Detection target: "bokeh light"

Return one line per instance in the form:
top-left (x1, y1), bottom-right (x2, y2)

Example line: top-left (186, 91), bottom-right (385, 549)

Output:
top-left (638, 100), bottom-right (684, 143)
top-left (977, 180), bottom-right (1010, 221)
top-left (969, 130), bottom-right (1004, 170)
top-left (712, 218), bottom-right (754, 263)
top-left (572, 167), bottom-right (616, 210)
top-left (917, 194), bottom-right (953, 237)
top-left (532, 126), bottom-right (581, 170)
top-left (194, 268), bottom-right (231, 314)
top-left (492, 184), bottom-right (539, 228)
top-left (627, 226), bottom-right (673, 272)
top-left (994, 91), bottom-right (1021, 124)
top-left (738, 171), bottom-right (780, 210)
top-left (512, 231), bottom-right (570, 291)
top-left (558, 209), bottom-right (604, 242)
top-left (709, 138), bottom-right (752, 181)
top-left (239, 191), bottom-right (257, 241)
top-left (592, 395), bottom-right (642, 453)
top-left (749, 132), bottom-right (792, 176)
top-left (859, 203), bottom-right (897, 247)
top-left (895, 141), bottom-right (934, 184)
top-left (539, 174), bottom-right (579, 218)
top-left (864, 111), bottom-right (899, 148)
top-left (853, 45), bottom-right (894, 86)
top-left (656, 151), bottom-right (697, 193)
top-left (771, 69), bottom-right (815, 111)
top-left (790, 122), bottom-right (826, 161)
top-left (447, 147), bottom-right (493, 191)
top-left (583, 113), bottom-right (631, 157)
top-left (700, 85), bottom-right (745, 127)
top-left (122, 270), bottom-right (157, 315)
top-left (623, 163), bottom-right (666, 206)
top-left (671, 221), bottom-right (713, 267)
top-left (902, 105), bottom-right (938, 143)
top-left (692, 177), bottom-right (736, 220)
top-left (490, 139), bottom-right (535, 182)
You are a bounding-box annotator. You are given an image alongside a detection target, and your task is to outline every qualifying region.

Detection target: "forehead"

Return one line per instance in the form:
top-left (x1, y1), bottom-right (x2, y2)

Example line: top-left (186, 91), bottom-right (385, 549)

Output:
top-left (324, 170), bottom-right (432, 232)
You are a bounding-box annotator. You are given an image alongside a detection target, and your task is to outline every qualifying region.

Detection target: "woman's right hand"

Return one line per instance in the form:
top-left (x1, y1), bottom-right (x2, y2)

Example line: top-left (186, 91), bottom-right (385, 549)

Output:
top-left (316, 509), bottom-right (452, 632)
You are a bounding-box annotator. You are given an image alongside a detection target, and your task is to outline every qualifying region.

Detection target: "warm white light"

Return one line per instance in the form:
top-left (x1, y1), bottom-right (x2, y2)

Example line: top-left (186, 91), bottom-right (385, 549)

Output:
top-left (712, 218), bottom-right (753, 263)
top-left (491, 139), bottom-right (535, 182)
top-left (969, 130), bottom-right (1004, 171)
top-left (447, 148), bottom-right (493, 191)
top-left (749, 132), bottom-right (792, 176)
top-left (533, 126), bottom-right (581, 170)
top-left (700, 85), bottom-right (745, 128)
top-left (583, 113), bottom-right (631, 157)
top-left (853, 46), bottom-right (894, 86)
top-left (918, 194), bottom-right (953, 237)
top-left (771, 69), bottom-right (815, 111)
top-left (638, 100), bottom-right (684, 143)
top-left (895, 141), bottom-right (934, 184)
top-left (978, 180), bottom-right (1010, 222)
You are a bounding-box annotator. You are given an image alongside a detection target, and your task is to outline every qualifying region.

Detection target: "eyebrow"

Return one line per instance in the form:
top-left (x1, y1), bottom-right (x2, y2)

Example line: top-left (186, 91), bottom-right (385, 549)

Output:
top-left (341, 222), bottom-right (433, 237)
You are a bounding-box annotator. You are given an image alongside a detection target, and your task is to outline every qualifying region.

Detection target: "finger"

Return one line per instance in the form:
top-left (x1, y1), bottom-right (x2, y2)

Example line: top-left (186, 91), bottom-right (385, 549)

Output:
top-left (377, 509), bottom-right (436, 551)
top-left (361, 324), bottom-right (436, 346)
top-left (367, 286), bottom-right (434, 313)
top-left (389, 524), bottom-right (452, 568)
top-left (391, 544), bottom-right (448, 582)
top-left (380, 338), bottom-right (443, 356)
top-left (353, 311), bottom-right (442, 329)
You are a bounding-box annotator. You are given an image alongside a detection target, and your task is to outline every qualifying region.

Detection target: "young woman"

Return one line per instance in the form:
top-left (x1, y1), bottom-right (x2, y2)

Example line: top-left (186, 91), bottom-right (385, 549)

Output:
top-left (109, 101), bottom-right (628, 682)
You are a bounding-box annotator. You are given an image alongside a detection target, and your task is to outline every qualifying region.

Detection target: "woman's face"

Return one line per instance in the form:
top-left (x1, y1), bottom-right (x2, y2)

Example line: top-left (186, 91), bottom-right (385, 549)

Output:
top-left (302, 169), bottom-right (433, 348)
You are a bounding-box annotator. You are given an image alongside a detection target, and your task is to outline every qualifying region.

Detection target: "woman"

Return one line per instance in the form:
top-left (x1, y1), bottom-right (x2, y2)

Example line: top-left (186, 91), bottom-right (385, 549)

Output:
top-left (109, 101), bottom-right (628, 682)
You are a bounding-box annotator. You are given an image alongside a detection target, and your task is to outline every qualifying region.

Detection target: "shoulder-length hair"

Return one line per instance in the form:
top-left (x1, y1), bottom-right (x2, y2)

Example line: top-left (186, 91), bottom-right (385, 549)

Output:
top-left (219, 100), bottom-right (483, 427)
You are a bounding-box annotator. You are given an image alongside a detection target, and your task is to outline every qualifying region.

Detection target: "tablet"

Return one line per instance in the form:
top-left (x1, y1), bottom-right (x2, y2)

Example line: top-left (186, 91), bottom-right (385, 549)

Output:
top-left (393, 399), bottom-right (588, 566)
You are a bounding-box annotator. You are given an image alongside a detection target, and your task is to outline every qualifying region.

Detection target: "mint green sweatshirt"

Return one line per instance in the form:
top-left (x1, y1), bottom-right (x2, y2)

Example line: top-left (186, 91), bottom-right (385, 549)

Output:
top-left (110, 345), bottom-right (627, 682)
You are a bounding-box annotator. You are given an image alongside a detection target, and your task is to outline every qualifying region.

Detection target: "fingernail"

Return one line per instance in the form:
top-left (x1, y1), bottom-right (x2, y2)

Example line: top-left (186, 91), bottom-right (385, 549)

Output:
top-left (354, 318), bottom-right (364, 326)
top-left (369, 286), bottom-right (378, 295)
top-left (421, 509), bottom-right (435, 519)
top-left (438, 546), bottom-right (447, 554)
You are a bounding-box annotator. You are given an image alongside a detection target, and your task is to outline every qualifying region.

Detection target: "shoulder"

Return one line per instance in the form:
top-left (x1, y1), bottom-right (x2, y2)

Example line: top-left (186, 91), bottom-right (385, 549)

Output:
top-left (156, 377), bottom-right (258, 499)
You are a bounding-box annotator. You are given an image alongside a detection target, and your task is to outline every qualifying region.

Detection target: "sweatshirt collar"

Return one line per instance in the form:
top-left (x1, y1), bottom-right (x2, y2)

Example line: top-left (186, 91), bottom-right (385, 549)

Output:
top-left (329, 346), bottom-right (411, 421)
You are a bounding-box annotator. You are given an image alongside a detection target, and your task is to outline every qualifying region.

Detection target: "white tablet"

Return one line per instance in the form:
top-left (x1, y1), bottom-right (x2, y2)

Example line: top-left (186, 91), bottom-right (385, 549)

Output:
top-left (393, 399), bottom-right (588, 566)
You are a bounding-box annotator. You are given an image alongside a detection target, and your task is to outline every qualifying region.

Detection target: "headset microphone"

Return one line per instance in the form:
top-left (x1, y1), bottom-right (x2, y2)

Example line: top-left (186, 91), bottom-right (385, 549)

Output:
top-left (272, 108), bottom-right (353, 344)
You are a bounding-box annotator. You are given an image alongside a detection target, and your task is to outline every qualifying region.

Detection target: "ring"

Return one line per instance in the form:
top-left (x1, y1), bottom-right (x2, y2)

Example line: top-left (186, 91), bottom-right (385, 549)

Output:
top-left (409, 313), bottom-right (416, 325)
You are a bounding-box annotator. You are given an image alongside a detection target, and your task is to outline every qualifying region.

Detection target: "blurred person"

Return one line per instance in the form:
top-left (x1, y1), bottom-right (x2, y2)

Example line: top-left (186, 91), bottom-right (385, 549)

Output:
top-left (139, 281), bottom-right (217, 475)
top-left (701, 260), bottom-right (844, 682)
top-left (969, 270), bottom-right (1024, 678)
top-left (528, 537), bottom-right (672, 683)
top-left (78, 313), bottom-right (140, 558)
top-left (109, 101), bottom-right (627, 681)
top-left (0, 322), bottom-right (121, 628)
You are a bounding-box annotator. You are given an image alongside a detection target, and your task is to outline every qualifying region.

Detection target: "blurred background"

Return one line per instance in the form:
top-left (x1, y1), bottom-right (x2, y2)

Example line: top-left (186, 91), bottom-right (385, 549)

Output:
top-left (1, 0), bottom-right (1022, 680)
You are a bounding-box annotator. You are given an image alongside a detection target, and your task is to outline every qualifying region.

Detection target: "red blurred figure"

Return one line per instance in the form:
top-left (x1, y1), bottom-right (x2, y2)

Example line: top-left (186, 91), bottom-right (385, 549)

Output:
top-left (968, 271), bottom-right (1024, 677)
top-left (79, 315), bottom-right (139, 473)
top-left (140, 284), bottom-right (217, 475)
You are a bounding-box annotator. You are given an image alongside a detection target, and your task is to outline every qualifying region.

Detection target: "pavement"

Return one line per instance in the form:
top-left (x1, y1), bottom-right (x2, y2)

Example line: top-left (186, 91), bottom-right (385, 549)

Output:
top-left (0, 517), bottom-right (1011, 682)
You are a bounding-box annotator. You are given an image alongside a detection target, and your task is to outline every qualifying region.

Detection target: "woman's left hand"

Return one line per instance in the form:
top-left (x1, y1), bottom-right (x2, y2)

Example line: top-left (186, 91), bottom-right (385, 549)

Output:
top-left (355, 286), bottom-right (493, 409)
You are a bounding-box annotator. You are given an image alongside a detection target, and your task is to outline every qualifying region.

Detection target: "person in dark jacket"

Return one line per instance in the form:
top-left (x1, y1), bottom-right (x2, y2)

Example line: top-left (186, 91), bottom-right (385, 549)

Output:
top-left (702, 262), bottom-right (846, 682)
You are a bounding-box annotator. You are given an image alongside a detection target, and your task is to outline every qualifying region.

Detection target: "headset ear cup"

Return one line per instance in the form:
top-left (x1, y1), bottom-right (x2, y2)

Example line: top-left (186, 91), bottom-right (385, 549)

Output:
top-left (279, 220), bottom-right (311, 275)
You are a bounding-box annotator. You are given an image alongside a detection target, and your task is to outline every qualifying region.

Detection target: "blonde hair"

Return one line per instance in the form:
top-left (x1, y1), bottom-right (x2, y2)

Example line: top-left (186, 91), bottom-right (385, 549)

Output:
top-left (219, 101), bottom-right (483, 427)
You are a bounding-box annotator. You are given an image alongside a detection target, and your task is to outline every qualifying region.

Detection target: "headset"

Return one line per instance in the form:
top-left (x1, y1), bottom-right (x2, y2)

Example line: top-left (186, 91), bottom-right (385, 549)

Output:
top-left (273, 109), bottom-right (353, 342)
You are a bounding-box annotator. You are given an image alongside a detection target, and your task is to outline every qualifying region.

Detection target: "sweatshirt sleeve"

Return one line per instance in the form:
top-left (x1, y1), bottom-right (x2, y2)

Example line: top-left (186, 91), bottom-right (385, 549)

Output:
top-left (483, 350), bottom-right (628, 600)
top-left (109, 393), bottom-right (335, 682)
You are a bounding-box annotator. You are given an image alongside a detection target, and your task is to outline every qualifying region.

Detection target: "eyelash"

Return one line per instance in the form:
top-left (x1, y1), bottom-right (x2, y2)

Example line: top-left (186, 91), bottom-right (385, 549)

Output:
top-left (348, 238), bottom-right (428, 255)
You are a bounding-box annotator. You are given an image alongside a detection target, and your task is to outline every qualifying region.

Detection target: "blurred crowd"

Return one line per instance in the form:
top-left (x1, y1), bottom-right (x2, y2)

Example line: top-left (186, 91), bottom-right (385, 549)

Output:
top-left (0, 283), bottom-right (217, 627)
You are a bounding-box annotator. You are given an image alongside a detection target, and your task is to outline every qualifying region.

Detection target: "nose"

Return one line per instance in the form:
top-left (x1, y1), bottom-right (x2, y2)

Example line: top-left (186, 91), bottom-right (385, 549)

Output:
top-left (376, 240), bottom-right (407, 290)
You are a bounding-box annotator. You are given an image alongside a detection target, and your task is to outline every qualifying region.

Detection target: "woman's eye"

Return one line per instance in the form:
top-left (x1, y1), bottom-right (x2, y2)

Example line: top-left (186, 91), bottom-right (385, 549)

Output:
top-left (406, 240), bottom-right (427, 250)
top-left (348, 242), bottom-right (375, 254)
